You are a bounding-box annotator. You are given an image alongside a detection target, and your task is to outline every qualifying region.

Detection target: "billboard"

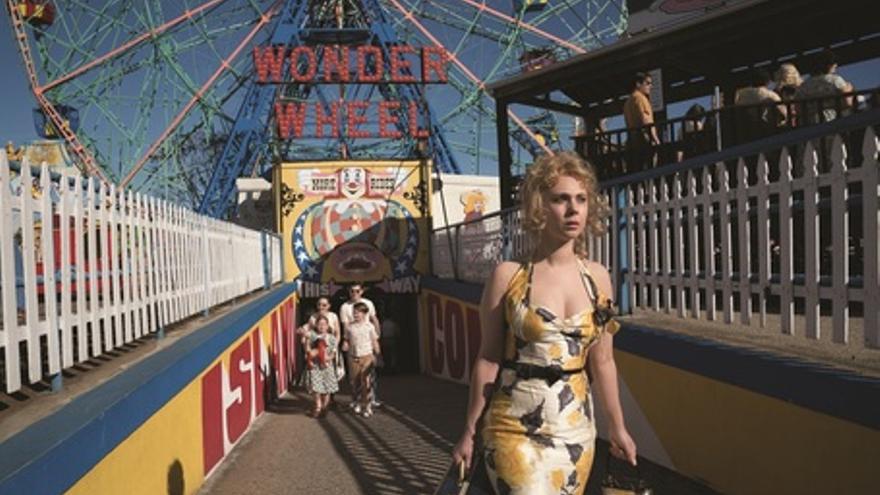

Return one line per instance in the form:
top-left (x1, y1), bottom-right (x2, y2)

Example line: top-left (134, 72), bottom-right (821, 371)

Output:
top-left (274, 160), bottom-right (431, 294)
top-left (626, 0), bottom-right (744, 35)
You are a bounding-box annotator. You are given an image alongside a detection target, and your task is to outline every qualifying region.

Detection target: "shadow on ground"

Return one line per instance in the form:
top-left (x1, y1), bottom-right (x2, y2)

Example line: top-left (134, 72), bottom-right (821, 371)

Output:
top-left (268, 374), bottom-right (717, 495)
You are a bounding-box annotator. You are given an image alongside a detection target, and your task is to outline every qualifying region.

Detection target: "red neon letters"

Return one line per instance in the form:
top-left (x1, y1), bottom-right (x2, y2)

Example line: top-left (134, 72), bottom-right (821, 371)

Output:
top-left (255, 43), bottom-right (446, 140)
top-left (254, 44), bottom-right (448, 84)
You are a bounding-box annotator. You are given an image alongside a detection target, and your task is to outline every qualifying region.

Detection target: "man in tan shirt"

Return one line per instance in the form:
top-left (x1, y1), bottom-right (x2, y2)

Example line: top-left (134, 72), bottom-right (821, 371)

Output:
top-left (623, 72), bottom-right (660, 172)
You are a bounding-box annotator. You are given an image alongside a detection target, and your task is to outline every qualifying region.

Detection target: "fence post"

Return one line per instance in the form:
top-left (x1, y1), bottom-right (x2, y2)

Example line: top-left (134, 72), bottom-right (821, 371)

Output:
top-left (277, 232), bottom-right (287, 283)
top-left (261, 230), bottom-right (271, 290)
top-left (202, 216), bottom-right (210, 317)
top-left (616, 185), bottom-right (631, 313)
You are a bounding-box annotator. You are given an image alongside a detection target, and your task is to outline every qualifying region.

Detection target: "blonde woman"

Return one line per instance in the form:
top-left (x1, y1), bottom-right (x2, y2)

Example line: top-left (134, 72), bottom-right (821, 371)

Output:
top-left (452, 152), bottom-right (637, 494)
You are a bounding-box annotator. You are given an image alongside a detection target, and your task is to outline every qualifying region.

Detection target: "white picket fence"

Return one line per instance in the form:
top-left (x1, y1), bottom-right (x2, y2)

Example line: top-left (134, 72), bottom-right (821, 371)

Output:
top-left (0, 151), bottom-right (282, 393)
top-left (432, 124), bottom-right (880, 350)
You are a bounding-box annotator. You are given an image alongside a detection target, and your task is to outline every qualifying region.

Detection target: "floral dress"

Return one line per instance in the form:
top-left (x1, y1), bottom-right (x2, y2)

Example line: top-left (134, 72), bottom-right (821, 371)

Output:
top-left (482, 261), bottom-right (620, 495)
top-left (306, 333), bottom-right (339, 395)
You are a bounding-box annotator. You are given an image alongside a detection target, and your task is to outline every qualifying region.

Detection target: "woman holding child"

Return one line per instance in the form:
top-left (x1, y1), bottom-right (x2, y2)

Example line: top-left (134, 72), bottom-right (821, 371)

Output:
top-left (304, 314), bottom-right (339, 417)
top-left (298, 297), bottom-right (343, 417)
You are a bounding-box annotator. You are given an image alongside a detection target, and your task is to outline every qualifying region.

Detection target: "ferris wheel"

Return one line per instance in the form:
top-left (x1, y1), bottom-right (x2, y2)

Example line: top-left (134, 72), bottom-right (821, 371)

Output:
top-left (7, 0), bottom-right (628, 214)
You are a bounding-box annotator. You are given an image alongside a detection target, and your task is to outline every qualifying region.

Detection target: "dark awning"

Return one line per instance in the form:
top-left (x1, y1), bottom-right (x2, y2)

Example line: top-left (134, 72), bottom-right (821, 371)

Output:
top-left (489, 0), bottom-right (880, 119)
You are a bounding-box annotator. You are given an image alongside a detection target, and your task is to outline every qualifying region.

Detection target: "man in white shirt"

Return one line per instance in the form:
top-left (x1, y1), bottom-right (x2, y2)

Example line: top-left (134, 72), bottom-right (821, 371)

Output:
top-left (339, 283), bottom-right (382, 408)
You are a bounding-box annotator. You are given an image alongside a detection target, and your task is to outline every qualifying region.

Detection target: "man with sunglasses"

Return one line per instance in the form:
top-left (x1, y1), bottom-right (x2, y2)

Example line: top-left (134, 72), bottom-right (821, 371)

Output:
top-left (340, 283), bottom-right (382, 411)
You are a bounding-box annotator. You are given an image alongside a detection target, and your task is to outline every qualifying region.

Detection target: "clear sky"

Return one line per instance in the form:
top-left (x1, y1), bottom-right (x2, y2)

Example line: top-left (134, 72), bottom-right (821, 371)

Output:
top-left (2, 8), bottom-right (878, 172)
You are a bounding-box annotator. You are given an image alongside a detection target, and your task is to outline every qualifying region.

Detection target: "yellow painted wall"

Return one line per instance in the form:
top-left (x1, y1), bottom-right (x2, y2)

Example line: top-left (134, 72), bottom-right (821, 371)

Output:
top-left (66, 294), bottom-right (296, 495)
top-left (67, 384), bottom-right (205, 495)
top-left (616, 351), bottom-right (880, 495)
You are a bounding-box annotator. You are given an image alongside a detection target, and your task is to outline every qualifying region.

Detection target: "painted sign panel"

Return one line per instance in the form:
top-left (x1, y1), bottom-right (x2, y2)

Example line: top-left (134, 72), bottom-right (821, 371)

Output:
top-left (626, 0), bottom-right (745, 35)
top-left (430, 173), bottom-right (499, 229)
top-left (275, 160), bottom-right (431, 293)
top-left (60, 292), bottom-right (298, 495)
top-left (200, 296), bottom-right (297, 475)
top-left (420, 289), bottom-right (482, 384)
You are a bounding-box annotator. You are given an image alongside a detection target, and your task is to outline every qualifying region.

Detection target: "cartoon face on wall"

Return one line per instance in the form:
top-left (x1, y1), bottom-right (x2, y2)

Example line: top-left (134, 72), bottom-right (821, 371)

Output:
top-left (277, 160), bottom-right (430, 284)
top-left (460, 189), bottom-right (488, 223)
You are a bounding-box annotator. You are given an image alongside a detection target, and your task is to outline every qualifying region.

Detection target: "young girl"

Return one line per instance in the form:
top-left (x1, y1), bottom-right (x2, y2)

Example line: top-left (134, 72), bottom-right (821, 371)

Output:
top-left (305, 315), bottom-right (339, 417)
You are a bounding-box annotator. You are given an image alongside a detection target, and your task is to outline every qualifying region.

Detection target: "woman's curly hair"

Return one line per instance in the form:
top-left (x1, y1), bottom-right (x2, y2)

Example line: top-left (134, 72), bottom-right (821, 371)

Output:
top-left (519, 151), bottom-right (609, 257)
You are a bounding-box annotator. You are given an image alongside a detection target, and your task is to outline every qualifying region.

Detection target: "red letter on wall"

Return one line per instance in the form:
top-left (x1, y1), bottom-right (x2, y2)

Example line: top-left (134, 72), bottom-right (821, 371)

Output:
top-left (408, 101), bottom-right (430, 138)
top-left (226, 338), bottom-right (253, 445)
top-left (315, 102), bottom-right (340, 138)
top-left (421, 46), bottom-right (449, 83)
top-left (253, 45), bottom-right (285, 83)
top-left (251, 328), bottom-right (265, 416)
top-left (201, 362), bottom-right (224, 475)
top-left (427, 293), bottom-right (445, 374)
top-left (282, 299), bottom-right (296, 384)
top-left (290, 46), bottom-right (318, 82)
top-left (444, 301), bottom-right (466, 380)
top-left (345, 100), bottom-right (371, 138)
top-left (466, 307), bottom-right (482, 375)
top-left (378, 101), bottom-right (402, 138)
top-left (275, 102), bottom-right (308, 139)
top-left (390, 45), bottom-right (416, 83)
top-left (323, 45), bottom-right (350, 82)
top-left (272, 310), bottom-right (287, 397)
top-left (356, 45), bottom-right (384, 82)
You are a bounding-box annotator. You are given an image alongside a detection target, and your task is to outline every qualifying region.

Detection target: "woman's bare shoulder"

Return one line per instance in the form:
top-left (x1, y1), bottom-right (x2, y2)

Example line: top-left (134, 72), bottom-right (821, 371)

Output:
top-left (486, 261), bottom-right (522, 291)
top-left (584, 260), bottom-right (613, 295)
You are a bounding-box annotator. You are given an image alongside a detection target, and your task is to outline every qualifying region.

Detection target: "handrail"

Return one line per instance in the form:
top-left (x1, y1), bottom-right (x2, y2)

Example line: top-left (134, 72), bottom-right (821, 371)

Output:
top-left (578, 88), bottom-right (877, 147)
top-left (433, 107), bottom-right (880, 236)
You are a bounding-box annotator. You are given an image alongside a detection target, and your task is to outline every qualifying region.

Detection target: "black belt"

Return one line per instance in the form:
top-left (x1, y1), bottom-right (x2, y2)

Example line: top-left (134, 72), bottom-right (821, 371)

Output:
top-left (502, 361), bottom-right (584, 386)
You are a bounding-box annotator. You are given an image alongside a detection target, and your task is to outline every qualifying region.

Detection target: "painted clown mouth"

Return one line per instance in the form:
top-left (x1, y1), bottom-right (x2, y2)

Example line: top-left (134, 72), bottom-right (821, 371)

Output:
top-left (332, 243), bottom-right (384, 274)
top-left (341, 254), bottom-right (373, 271)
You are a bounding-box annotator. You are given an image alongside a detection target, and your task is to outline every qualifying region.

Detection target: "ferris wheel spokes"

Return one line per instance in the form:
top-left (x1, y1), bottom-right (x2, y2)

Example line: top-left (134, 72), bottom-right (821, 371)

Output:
top-left (40, 0), bottom-right (233, 94)
top-left (384, 0), bottom-right (553, 156)
top-left (120, 1), bottom-right (281, 189)
top-left (455, 0), bottom-right (586, 54)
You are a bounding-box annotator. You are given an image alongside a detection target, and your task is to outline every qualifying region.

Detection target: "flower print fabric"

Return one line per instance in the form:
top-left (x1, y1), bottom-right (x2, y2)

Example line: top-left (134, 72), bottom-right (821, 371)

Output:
top-left (482, 260), bottom-right (620, 495)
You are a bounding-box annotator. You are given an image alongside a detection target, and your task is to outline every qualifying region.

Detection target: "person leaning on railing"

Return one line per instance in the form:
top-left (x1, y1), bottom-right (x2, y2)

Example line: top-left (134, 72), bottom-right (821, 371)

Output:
top-left (734, 69), bottom-right (788, 141)
top-left (623, 72), bottom-right (661, 173)
top-left (796, 49), bottom-right (854, 125)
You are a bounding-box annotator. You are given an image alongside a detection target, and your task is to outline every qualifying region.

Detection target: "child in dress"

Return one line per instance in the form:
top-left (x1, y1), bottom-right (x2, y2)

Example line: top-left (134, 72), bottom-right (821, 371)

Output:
top-left (306, 315), bottom-right (339, 417)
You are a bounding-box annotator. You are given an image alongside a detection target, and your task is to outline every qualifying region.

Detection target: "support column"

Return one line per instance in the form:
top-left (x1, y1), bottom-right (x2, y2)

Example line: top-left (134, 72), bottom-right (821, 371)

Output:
top-left (497, 98), bottom-right (513, 210)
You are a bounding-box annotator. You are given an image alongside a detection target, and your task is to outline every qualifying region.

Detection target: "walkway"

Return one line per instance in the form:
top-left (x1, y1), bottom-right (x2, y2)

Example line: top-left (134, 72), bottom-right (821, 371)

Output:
top-left (200, 374), bottom-right (717, 494)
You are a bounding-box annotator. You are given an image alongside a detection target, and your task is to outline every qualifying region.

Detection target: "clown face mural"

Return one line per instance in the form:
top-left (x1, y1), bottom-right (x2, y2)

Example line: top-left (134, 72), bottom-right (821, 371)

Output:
top-left (276, 160), bottom-right (430, 294)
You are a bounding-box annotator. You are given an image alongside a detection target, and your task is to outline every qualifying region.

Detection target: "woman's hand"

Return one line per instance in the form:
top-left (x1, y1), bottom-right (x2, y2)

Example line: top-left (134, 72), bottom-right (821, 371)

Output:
top-left (609, 426), bottom-right (638, 466)
top-left (451, 431), bottom-right (475, 470)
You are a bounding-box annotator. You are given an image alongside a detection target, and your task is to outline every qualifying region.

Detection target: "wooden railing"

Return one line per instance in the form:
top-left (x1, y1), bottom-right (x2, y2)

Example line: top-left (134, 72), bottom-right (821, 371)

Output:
top-left (433, 110), bottom-right (880, 350)
top-left (0, 152), bottom-right (282, 393)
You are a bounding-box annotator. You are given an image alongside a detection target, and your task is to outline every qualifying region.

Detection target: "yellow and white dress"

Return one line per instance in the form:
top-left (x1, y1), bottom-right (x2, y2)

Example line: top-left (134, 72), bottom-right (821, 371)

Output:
top-left (482, 260), bottom-right (620, 495)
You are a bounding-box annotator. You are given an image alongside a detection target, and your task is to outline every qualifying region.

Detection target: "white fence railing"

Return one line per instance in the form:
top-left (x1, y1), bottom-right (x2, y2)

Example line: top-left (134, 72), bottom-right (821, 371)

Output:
top-left (432, 119), bottom-right (880, 350)
top-left (0, 151), bottom-right (282, 393)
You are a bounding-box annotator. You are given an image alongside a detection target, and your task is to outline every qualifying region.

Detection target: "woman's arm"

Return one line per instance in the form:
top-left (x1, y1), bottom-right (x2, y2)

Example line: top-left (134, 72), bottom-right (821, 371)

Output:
top-left (587, 262), bottom-right (638, 465)
top-left (452, 261), bottom-right (519, 469)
